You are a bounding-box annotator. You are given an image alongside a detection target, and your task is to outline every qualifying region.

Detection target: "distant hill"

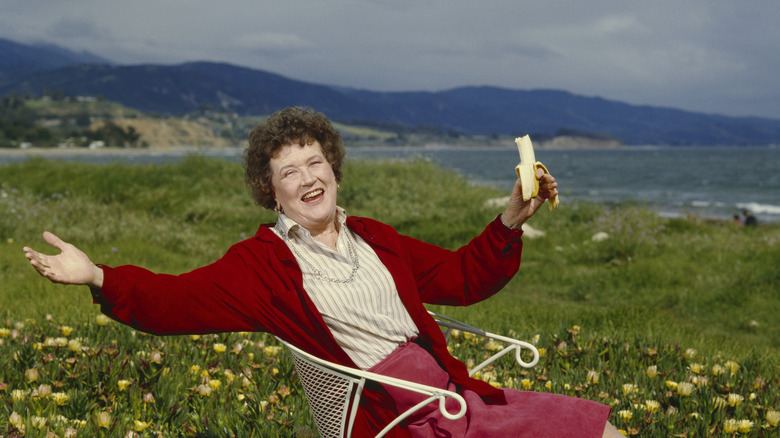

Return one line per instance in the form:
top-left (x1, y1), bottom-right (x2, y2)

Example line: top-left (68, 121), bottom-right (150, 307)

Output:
top-left (2, 39), bottom-right (780, 145)
top-left (0, 38), bottom-right (111, 87)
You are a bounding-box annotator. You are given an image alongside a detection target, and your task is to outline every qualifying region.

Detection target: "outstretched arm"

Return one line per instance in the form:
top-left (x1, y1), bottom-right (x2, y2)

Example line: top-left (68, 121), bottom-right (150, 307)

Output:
top-left (23, 232), bottom-right (104, 288)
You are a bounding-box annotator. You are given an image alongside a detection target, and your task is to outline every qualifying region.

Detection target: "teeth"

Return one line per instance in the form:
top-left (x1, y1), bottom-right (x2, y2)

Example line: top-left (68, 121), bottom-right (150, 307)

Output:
top-left (302, 189), bottom-right (323, 201)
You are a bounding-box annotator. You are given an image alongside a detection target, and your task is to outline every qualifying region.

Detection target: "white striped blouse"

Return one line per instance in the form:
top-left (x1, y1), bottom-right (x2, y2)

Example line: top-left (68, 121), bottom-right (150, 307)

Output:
top-left (273, 207), bottom-right (419, 369)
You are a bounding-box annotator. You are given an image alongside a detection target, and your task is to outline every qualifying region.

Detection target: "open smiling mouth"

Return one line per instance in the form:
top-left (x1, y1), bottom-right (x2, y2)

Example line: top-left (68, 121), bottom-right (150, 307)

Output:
top-left (301, 189), bottom-right (324, 202)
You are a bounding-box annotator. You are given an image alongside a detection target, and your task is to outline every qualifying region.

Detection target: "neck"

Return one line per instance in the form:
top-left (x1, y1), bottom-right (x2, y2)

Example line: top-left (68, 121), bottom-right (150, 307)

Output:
top-left (309, 221), bottom-right (340, 249)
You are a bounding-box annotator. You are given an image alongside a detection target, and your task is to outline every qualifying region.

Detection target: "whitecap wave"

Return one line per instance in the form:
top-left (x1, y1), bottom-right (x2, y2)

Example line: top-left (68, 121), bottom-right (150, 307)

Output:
top-left (736, 202), bottom-right (780, 215)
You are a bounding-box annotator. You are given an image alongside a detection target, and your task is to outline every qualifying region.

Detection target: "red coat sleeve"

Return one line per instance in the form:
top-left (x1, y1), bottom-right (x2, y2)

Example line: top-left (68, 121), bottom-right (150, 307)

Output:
top-left (96, 239), bottom-right (291, 335)
top-left (401, 215), bottom-right (524, 306)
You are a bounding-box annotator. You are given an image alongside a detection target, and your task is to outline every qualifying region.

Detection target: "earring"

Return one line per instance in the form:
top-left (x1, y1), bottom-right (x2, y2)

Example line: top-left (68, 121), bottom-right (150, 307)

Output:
top-left (275, 204), bottom-right (284, 214)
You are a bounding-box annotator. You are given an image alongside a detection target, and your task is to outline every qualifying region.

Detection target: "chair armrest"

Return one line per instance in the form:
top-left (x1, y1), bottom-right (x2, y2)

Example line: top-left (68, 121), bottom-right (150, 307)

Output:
top-left (276, 337), bottom-right (467, 438)
top-left (428, 311), bottom-right (540, 374)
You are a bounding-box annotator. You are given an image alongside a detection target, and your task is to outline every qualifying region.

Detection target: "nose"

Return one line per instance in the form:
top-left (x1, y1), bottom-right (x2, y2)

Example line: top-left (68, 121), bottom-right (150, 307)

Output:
top-left (301, 168), bottom-right (317, 186)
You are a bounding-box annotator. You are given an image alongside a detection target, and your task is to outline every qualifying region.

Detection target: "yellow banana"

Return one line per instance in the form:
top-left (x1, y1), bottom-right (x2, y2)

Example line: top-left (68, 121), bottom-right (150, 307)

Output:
top-left (514, 135), bottom-right (559, 211)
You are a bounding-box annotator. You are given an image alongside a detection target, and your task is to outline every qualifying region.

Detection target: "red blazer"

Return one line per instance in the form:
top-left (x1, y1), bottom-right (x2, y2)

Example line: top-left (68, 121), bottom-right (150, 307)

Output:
top-left (96, 215), bottom-right (524, 436)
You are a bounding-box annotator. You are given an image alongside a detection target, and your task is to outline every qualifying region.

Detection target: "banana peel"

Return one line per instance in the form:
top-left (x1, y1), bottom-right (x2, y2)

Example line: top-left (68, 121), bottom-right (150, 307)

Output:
top-left (515, 135), bottom-right (559, 211)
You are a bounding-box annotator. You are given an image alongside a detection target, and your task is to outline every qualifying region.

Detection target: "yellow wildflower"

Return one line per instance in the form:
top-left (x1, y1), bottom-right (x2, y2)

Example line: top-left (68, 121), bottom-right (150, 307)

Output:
top-left (12, 389), bottom-right (27, 402)
top-left (665, 380), bottom-right (678, 391)
top-left (521, 379), bottom-right (533, 390)
top-left (95, 314), bottom-right (110, 326)
top-left (684, 348), bottom-right (696, 359)
top-left (644, 400), bottom-right (660, 413)
top-left (196, 384), bottom-right (212, 396)
top-left (25, 368), bottom-right (39, 382)
top-left (208, 379), bottom-right (222, 391)
top-left (213, 343), bottom-right (227, 354)
top-left (563, 383), bottom-right (571, 391)
top-left (232, 342), bottom-right (243, 354)
top-left (646, 365), bottom-right (658, 378)
top-left (617, 410), bottom-right (632, 422)
top-left (142, 392), bottom-right (155, 403)
top-left (688, 362), bottom-right (703, 374)
top-left (737, 419), bottom-right (753, 433)
top-left (264, 345), bottom-right (282, 356)
top-left (0, 328), bottom-right (10, 338)
top-left (96, 411), bottom-right (112, 428)
top-left (35, 384), bottom-right (51, 398)
top-left (31, 415), bottom-right (46, 429)
top-left (134, 420), bottom-right (149, 432)
top-left (9, 411), bottom-right (23, 428)
top-left (621, 383), bottom-right (637, 395)
top-left (52, 392), bottom-right (69, 405)
top-left (727, 393), bottom-right (744, 407)
top-left (545, 381), bottom-right (552, 390)
top-left (64, 428), bottom-right (78, 438)
top-left (190, 365), bottom-right (201, 375)
top-left (149, 350), bottom-right (163, 363)
top-left (60, 326), bottom-right (73, 336)
top-left (712, 397), bottom-right (726, 409)
top-left (677, 382), bottom-right (694, 396)
top-left (724, 360), bottom-right (740, 375)
top-left (68, 339), bottom-right (81, 352)
top-left (766, 410), bottom-right (780, 427)
top-left (586, 370), bottom-right (600, 384)
top-left (712, 364), bottom-right (726, 376)
top-left (189, 334), bottom-right (201, 341)
top-left (118, 380), bottom-right (131, 391)
top-left (224, 369), bottom-right (236, 383)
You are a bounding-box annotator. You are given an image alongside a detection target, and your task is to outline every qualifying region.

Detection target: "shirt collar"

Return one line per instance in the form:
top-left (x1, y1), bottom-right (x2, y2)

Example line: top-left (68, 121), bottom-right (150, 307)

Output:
top-left (274, 206), bottom-right (347, 240)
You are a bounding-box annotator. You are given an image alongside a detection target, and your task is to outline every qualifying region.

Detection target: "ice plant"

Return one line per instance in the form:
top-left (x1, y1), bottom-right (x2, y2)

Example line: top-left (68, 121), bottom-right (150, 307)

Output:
top-left (617, 410), bottom-right (633, 422)
top-left (95, 314), bottom-right (110, 326)
top-left (684, 348), bottom-right (697, 360)
top-left (96, 411), bottom-right (112, 428)
top-left (586, 370), bottom-right (600, 384)
top-left (646, 365), bottom-right (658, 378)
top-left (644, 400), bottom-right (660, 413)
top-left (24, 368), bottom-right (39, 382)
top-left (622, 383), bottom-right (637, 396)
top-left (712, 364), bottom-right (726, 376)
top-left (677, 382), bottom-right (694, 396)
top-left (727, 393), bottom-right (744, 407)
top-left (766, 410), bottom-right (780, 427)
top-left (118, 379), bottom-right (131, 391)
top-left (52, 392), bottom-right (69, 405)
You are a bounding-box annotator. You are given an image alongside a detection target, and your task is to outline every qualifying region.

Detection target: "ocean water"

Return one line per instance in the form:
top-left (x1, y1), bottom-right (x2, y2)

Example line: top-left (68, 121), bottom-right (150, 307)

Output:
top-left (1, 146), bottom-right (778, 223)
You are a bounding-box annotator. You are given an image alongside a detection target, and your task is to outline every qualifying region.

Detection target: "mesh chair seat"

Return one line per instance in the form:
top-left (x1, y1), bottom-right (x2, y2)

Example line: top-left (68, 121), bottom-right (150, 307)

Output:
top-left (277, 311), bottom-right (539, 438)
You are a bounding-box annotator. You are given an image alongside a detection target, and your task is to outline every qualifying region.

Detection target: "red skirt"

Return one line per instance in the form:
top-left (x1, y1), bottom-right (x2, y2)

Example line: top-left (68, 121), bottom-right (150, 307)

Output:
top-left (368, 341), bottom-right (611, 438)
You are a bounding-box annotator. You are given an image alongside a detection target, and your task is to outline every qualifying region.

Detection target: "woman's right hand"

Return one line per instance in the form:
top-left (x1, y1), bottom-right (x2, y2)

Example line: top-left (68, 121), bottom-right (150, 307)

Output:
top-left (23, 232), bottom-right (104, 288)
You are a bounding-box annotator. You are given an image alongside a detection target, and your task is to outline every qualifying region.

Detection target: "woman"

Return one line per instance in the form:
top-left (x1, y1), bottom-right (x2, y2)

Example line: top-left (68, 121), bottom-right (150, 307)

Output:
top-left (24, 107), bottom-right (620, 437)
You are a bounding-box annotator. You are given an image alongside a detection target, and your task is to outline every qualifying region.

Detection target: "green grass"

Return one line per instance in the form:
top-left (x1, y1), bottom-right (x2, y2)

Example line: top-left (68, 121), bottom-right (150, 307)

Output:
top-left (1, 156), bottom-right (778, 436)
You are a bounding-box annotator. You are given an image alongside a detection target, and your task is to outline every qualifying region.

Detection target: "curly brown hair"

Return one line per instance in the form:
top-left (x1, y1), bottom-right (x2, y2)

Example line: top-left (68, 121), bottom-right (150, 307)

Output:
top-left (244, 107), bottom-right (345, 209)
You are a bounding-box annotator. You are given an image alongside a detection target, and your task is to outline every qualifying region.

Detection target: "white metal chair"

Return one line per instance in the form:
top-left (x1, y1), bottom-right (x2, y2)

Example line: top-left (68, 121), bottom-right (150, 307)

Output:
top-left (277, 311), bottom-right (539, 438)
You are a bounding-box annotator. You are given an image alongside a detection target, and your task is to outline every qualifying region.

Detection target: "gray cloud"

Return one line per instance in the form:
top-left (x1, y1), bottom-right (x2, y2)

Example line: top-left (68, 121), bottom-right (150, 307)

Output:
top-left (0, 0), bottom-right (778, 119)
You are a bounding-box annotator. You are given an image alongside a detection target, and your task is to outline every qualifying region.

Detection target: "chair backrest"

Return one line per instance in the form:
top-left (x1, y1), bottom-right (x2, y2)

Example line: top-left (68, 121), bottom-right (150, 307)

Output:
top-left (285, 343), bottom-right (365, 438)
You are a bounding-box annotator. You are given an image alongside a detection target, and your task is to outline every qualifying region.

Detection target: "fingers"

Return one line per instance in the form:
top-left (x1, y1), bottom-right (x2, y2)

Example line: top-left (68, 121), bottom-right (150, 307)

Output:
top-left (43, 231), bottom-right (68, 251)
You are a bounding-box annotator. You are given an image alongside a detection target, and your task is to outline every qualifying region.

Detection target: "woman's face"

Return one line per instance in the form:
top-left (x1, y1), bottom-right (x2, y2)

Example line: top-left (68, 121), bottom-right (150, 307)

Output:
top-left (270, 141), bottom-right (338, 233)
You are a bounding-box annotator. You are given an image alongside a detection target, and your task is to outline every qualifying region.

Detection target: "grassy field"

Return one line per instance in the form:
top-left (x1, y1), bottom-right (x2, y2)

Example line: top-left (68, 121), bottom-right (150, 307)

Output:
top-left (1, 156), bottom-right (778, 436)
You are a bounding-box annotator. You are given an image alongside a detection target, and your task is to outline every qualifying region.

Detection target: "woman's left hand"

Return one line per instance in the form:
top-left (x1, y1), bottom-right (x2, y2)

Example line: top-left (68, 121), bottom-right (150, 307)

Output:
top-left (500, 168), bottom-right (558, 229)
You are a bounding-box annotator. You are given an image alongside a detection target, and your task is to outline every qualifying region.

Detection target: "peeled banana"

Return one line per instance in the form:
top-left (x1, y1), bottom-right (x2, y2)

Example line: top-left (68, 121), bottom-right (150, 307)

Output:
top-left (514, 135), bottom-right (559, 211)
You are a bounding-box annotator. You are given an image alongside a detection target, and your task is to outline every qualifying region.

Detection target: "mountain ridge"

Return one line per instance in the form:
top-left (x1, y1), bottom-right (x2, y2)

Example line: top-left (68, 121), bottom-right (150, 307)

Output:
top-left (2, 38), bottom-right (780, 146)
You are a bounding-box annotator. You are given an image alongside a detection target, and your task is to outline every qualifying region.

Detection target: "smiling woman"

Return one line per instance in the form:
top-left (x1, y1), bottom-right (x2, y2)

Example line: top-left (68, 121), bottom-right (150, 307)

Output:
top-left (21, 106), bottom-right (626, 437)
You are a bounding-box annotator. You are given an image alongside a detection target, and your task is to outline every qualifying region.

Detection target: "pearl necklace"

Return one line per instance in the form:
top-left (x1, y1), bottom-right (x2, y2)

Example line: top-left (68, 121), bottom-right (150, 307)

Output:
top-left (285, 230), bottom-right (360, 284)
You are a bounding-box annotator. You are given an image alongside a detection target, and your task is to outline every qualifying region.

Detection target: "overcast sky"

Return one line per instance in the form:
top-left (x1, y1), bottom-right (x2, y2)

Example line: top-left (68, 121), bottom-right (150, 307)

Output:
top-left (2, 1), bottom-right (779, 119)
